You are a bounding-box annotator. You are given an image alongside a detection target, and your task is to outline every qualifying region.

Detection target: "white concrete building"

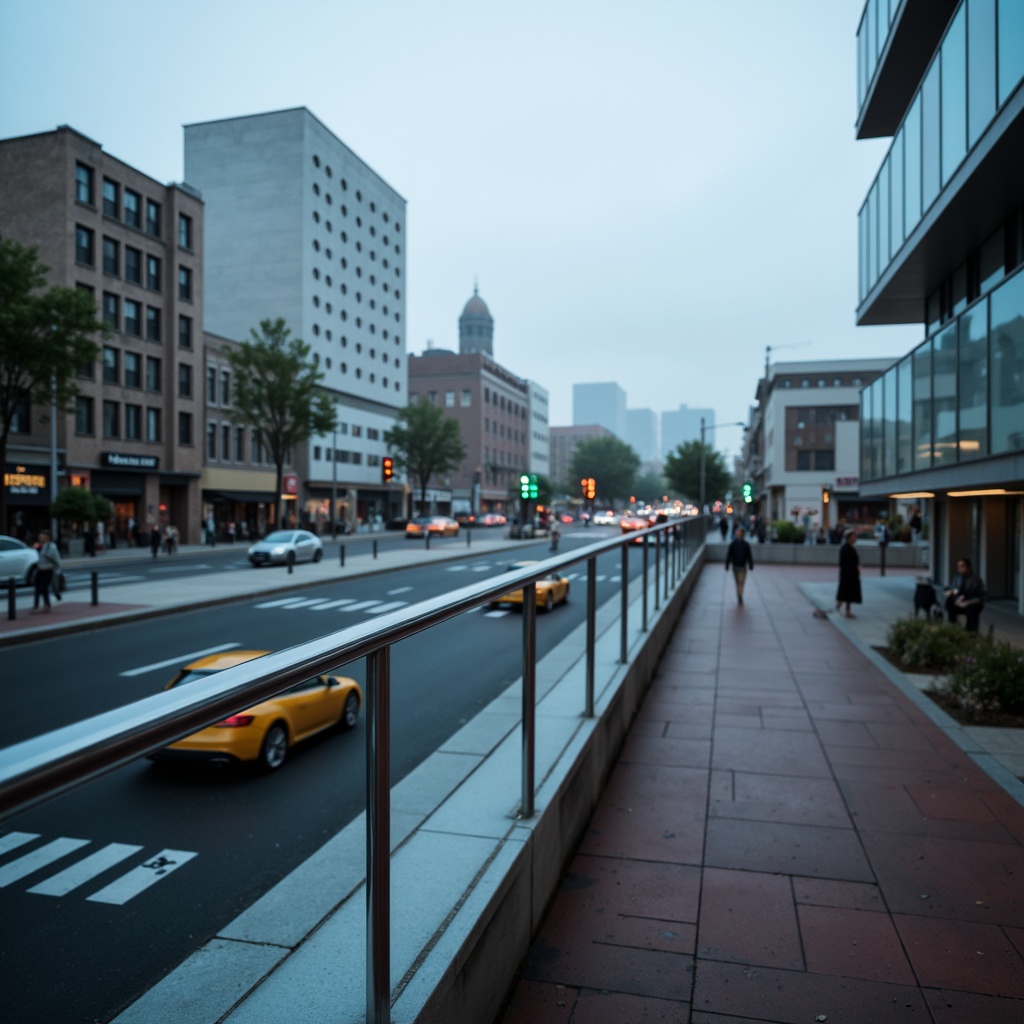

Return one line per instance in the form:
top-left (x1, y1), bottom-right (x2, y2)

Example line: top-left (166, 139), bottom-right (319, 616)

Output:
top-left (184, 107), bottom-right (407, 528)
top-left (526, 380), bottom-right (550, 479)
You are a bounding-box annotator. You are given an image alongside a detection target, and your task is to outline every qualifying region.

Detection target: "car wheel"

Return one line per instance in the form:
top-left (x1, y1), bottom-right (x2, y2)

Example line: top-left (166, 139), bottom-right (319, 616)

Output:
top-left (340, 691), bottom-right (360, 730)
top-left (259, 722), bottom-right (288, 771)
top-left (544, 592), bottom-right (554, 613)
top-left (313, 548), bottom-right (323, 563)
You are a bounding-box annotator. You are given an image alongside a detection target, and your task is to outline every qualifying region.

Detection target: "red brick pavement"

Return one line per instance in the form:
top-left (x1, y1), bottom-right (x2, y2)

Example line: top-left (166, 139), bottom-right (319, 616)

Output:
top-left (498, 565), bottom-right (1024, 1023)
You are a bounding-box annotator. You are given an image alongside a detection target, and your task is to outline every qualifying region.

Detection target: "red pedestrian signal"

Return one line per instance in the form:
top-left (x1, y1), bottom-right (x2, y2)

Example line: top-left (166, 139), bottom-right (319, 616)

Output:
top-left (382, 456), bottom-right (394, 483)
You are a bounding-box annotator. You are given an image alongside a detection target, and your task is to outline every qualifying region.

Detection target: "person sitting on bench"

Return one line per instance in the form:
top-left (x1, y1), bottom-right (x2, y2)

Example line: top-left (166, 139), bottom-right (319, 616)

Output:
top-left (944, 558), bottom-right (986, 633)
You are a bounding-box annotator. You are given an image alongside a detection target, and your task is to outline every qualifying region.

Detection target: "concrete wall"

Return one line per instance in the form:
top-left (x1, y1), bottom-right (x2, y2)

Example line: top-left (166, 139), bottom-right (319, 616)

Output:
top-left (704, 542), bottom-right (927, 569)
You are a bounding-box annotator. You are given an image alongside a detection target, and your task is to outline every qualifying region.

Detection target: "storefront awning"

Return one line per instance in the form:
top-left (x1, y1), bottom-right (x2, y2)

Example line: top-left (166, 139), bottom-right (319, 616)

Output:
top-left (204, 489), bottom-right (276, 503)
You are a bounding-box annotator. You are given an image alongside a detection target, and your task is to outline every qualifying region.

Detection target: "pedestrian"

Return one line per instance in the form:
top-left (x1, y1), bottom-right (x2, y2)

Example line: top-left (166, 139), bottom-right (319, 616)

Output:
top-left (724, 525), bottom-right (754, 605)
top-left (127, 516), bottom-right (136, 546)
top-left (944, 557), bottom-right (986, 633)
top-left (164, 524), bottom-right (177, 555)
top-left (718, 516), bottom-right (728, 541)
top-left (835, 528), bottom-right (861, 618)
top-left (206, 514), bottom-right (216, 546)
top-left (149, 525), bottom-right (161, 559)
top-left (31, 530), bottom-right (62, 613)
top-left (909, 508), bottom-right (922, 544)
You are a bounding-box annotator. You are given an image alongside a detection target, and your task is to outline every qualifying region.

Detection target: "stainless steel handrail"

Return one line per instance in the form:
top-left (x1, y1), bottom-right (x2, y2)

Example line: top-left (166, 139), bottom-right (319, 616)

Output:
top-left (0, 515), bottom-right (708, 1023)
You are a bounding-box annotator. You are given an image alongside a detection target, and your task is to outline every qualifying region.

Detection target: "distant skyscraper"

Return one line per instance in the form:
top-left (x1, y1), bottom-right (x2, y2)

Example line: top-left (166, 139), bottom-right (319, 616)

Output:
top-left (626, 408), bottom-right (659, 463)
top-left (661, 403), bottom-right (714, 457)
top-left (459, 286), bottom-right (494, 356)
top-left (573, 382), bottom-right (626, 439)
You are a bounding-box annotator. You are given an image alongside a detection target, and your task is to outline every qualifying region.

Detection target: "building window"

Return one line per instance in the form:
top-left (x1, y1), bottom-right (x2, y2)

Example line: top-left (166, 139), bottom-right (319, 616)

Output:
top-left (124, 350), bottom-right (141, 387)
top-left (75, 163), bottom-right (94, 204)
top-left (146, 254), bottom-right (161, 291)
top-left (125, 246), bottom-right (141, 284)
top-left (206, 366), bottom-right (217, 404)
top-left (178, 213), bottom-right (193, 250)
top-left (461, 389), bottom-right (471, 407)
top-left (101, 293), bottom-right (119, 329)
top-left (234, 427), bottom-right (245, 461)
top-left (102, 400), bottom-right (120, 438)
top-left (179, 412), bottom-right (193, 446)
top-left (445, 390), bottom-right (455, 407)
top-left (178, 363), bottom-right (192, 398)
top-left (220, 369), bottom-right (230, 405)
top-left (124, 189), bottom-right (141, 229)
top-left (146, 356), bottom-right (161, 392)
top-left (125, 403), bottom-right (142, 440)
top-left (146, 307), bottom-right (161, 342)
top-left (814, 450), bottom-right (835, 471)
top-left (221, 424), bottom-right (231, 459)
top-left (178, 266), bottom-right (192, 300)
top-left (124, 300), bottom-right (141, 338)
top-left (206, 421), bottom-right (217, 459)
top-left (146, 407), bottom-right (161, 442)
top-left (75, 396), bottom-right (94, 435)
top-left (178, 315), bottom-right (192, 349)
top-left (146, 199), bottom-right (161, 237)
top-left (102, 344), bottom-right (119, 385)
top-left (102, 237), bottom-right (119, 276)
top-left (75, 225), bottom-right (94, 265)
top-left (10, 395), bottom-right (30, 434)
top-left (102, 178), bottom-right (119, 218)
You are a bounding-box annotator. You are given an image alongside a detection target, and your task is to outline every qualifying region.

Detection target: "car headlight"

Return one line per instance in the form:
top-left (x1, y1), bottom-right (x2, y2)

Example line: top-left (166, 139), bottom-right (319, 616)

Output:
top-left (271, 545), bottom-right (288, 555)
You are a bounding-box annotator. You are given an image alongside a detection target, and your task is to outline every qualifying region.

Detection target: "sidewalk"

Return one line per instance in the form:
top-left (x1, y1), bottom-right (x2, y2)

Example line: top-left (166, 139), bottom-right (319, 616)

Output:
top-left (499, 564), bottom-right (1024, 1023)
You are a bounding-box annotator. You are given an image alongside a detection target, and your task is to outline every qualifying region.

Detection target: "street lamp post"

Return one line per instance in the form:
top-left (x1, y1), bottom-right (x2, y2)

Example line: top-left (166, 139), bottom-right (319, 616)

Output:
top-left (699, 417), bottom-right (746, 512)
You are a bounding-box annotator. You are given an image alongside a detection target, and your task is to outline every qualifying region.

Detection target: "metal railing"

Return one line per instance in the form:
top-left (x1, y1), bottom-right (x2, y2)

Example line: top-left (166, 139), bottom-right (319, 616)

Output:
top-left (0, 515), bottom-right (708, 1023)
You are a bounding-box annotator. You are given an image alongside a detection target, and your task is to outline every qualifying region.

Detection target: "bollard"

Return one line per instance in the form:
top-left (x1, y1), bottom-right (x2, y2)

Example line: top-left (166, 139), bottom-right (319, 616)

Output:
top-left (373, 539), bottom-right (378, 559)
top-left (880, 542), bottom-right (887, 577)
top-left (340, 544), bottom-right (346, 568)
top-left (7, 577), bottom-right (15, 621)
top-left (91, 570), bottom-right (99, 606)
top-left (425, 531), bottom-right (431, 551)
top-left (466, 527), bottom-right (471, 548)
top-left (287, 549), bottom-right (295, 574)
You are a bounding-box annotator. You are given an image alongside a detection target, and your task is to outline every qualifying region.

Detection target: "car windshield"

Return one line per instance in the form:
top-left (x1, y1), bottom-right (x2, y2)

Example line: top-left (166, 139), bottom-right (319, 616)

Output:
top-left (411, 518), bottom-right (431, 525)
top-left (263, 531), bottom-right (296, 543)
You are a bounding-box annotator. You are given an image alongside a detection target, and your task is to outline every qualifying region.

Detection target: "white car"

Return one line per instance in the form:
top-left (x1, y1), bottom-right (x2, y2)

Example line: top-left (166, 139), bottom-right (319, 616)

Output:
top-left (0, 534), bottom-right (39, 586)
top-left (592, 510), bottom-right (619, 526)
top-left (247, 529), bottom-right (324, 567)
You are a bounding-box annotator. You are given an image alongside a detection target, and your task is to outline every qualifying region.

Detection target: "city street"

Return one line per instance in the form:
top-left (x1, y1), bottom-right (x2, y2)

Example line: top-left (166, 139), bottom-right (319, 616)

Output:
top-left (1, 528), bottom-right (638, 1024)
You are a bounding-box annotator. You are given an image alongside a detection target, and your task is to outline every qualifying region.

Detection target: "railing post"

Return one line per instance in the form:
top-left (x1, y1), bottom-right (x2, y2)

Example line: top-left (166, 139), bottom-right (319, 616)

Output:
top-left (620, 543), bottom-right (628, 663)
top-left (373, 539), bottom-right (378, 559)
top-left (664, 530), bottom-right (670, 602)
top-left (641, 536), bottom-right (648, 632)
top-left (91, 570), bottom-right (99, 606)
top-left (585, 557), bottom-right (595, 717)
top-left (520, 583), bottom-right (536, 818)
top-left (654, 532), bottom-right (661, 612)
top-left (7, 577), bottom-right (15, 620)
top-left (366, 646), bottom-right (391, 1024)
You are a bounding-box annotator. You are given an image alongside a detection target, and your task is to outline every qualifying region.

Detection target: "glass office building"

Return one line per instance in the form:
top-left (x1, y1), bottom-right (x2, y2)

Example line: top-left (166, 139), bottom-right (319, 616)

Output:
top-left (855, 0), bottom-right (1023, 607)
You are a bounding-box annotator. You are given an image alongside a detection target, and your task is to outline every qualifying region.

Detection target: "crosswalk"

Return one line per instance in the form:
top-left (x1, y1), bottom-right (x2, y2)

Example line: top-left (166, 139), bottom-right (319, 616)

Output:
top-left (0, 831), bottom-right (196, 904)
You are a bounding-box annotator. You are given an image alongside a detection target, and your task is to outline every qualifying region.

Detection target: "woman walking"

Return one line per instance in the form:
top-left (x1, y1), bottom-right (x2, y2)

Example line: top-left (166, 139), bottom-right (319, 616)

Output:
top-left (31, 530), bottom-right (62, 613)
top-left (835, 529), bottom-right (861, 618)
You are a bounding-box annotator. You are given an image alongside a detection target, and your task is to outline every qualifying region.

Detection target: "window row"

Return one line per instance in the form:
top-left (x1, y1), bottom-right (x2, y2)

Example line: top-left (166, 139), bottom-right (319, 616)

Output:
top-left (74, 397), bottom-right (191, 444)
top-left (859, 0), bottom-right (1024, 302)
top-left (93, 348), bottom-right (171, 392)
top-left (75, 225), bottom-right (193, 298)
top-left (311, 265), bottom-right (401, 301)
top-left (310, 239), bottom-right (402, 278)
top-left (205, 421), bottom-right (268, 464)
top-left (76, 162), bottom-right (193, 248)
top-left (205, 367), bottom-right (233, 406)
top-left (861, 263), bottom-right (1024, 479)
top-left (483, 387), bottom-right (527, 418)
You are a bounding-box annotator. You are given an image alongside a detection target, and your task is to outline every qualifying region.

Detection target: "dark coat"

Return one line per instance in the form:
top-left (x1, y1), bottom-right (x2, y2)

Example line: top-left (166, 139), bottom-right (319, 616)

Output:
top-left (836, 541), bottom-right (861, 604)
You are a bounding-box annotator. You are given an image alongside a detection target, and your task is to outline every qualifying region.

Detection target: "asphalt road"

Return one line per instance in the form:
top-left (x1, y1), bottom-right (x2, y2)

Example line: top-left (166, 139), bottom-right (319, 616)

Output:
top-left (1, 531), bottom-right (644, 1024)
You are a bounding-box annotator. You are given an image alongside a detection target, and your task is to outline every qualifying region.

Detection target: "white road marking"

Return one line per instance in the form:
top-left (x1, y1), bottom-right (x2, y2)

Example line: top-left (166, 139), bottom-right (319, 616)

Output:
top-left (445, 565), bottom-right (468, 572)
top-left (0, 837), bottom-right (90, 887)
top-left (367, 601), bottom-right (408, 614)
top-left (87, 848), bottom-right (197, 905)
top-left (483, 609), bottom-right (510, 618)
top-left (470, 565), bottom-right (491, 572)
top-left (270, 598), bottom-right (331, 609)
top-left (337, 600), bottom-right (381, 612)
top-left (253, 597), bottom-right (304, 608)
top-left (387, 587), bottom-right (413, 594)
top-left (28, 843), bottom-right (143, 896)
top-left (120, 643), bottom-right (241, 677)
top-left (308, 599), bottom-right (357, 611)
top-left (0, 832), bottom-right (39, 856)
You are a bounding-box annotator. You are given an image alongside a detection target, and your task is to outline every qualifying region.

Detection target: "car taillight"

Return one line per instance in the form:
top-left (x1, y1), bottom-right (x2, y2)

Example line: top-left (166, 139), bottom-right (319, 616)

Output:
top-left (215, 714), bottom-right (255, 727)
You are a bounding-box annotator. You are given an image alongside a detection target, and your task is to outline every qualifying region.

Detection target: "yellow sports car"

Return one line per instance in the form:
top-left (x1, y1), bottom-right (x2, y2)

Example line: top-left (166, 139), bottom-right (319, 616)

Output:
top-left (489, 560), bottom-right (570, 613)
top-left (151, 650), bottom-right (362, 771)
top-left (405, 516), bottom-right (460, 538)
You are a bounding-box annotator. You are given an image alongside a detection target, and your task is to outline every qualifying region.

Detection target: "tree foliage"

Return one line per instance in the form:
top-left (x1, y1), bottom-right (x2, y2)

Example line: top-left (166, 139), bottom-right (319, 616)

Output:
top-left (227, 318), bottom-right (337, 526)
top-left (0, 239), bottom-right (104, 531)
top-left (568, 436), bottom-right (640, 503)
top-left (664, 440), bottom-right (731, 505)
top-left (52, 486), bottom-right (96, 526)
top-left (384, 399), bottom-right (467, 514)
top-left (633, 470), bottom-right (668, 506)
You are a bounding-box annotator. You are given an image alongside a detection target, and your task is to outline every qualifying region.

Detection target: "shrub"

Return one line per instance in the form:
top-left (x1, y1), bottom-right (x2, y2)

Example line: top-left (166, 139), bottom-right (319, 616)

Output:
top-left (885, 616), bottom-right (976, 673)
top-left (944, 640), bottom-right (1024, 717)
top-left (773, 520), bottom-right (806, 544)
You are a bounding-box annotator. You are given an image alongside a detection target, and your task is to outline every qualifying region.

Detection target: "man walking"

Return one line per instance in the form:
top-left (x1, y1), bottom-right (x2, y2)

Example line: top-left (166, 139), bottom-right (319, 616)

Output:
top-left (725, 526), bottom-right (754, 605)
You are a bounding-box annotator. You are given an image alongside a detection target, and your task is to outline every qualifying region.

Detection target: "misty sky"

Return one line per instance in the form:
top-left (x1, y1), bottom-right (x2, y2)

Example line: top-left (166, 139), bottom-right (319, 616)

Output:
top-left (0, 0), bottom-right (923, 459)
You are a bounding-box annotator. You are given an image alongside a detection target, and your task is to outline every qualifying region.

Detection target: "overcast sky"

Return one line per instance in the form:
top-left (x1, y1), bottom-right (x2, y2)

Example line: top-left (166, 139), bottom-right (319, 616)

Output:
top-left (1, 0), bottom-right (923, 459)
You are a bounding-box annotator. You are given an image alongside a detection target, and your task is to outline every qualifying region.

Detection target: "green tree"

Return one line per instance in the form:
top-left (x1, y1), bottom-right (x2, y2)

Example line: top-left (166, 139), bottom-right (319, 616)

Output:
top-left (384, 399), bottom-right (467, 515)
top-left (633, 470), bottom-right (668, 506)
top-left (0, 239), bottom-right (104, 532)
top-left (664, 440), bottom-right (731, 505)
top-left (52, 485), bottom-right (95, 529)
top-left (227, 318), bottom-right (337, 528)
top-left (569, 436), bottom-right (640, 503)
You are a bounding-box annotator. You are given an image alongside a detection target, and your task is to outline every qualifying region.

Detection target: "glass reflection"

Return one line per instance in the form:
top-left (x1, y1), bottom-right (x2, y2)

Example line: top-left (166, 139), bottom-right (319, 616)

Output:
top-left (913, 341), bottom-right (933, 471)
top-left (958, 300), bottom-right (988, 461)
top-left (941, 6), bottom-right (967, 185)
top-left (968, 0), bottom-right (996, 146)
top-left (897, 356), bottom-right (912, 473)
top-left (932, 324), bottom-right (958, 466)
top-left (990, 269), bottom-right (1024, 453)
top-left (883, 366), bottom-right (897, 477)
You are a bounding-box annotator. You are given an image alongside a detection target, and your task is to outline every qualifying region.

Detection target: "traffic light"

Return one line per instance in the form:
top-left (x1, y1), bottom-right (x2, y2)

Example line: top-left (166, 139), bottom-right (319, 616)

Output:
top-left (528, 474), bottom-right (539, 500)
top-left (742, 480), bottom-right (753, 504)
top-left (382, 456), bottom-right (394, 483)
top-left (581, 477), bottom-right (596, 500)
top-left (520, 474), bottom-right (531, 500)
top-left (822, 486), bottom-right (830, 505)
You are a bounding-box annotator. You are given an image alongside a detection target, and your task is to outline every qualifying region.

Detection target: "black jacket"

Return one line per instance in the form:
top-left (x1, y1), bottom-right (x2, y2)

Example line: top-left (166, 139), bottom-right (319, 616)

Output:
top-left (725, 538), bottom-right (753, 571)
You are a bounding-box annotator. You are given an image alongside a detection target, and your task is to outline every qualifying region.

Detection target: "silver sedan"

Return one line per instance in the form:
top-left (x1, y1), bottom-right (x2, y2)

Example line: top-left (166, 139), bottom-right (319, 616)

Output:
top-left (0, 534), bottom-right (39, 586)
top-left (247, 529), bottom-right (324, 567)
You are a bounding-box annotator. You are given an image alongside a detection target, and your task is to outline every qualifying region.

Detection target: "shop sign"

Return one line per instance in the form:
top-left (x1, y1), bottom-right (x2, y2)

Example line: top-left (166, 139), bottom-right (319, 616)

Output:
top-left (102, 452), bottom-right (159, 470)
top-left (834, 476), bottom-right (858, 490)
top-left (4, 465), bottom-right (47, 495)
top-left (282, 473), bottom-right (299, 495)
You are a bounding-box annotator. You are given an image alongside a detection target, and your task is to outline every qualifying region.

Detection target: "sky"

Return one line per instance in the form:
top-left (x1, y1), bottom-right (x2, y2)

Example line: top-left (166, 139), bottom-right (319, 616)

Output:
top-left (0, 0), bottom-right (923, 460)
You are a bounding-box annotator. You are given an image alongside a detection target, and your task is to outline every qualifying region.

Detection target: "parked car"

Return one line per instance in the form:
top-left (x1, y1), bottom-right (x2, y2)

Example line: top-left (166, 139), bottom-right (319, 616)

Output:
top-left (592, 510), bottom-right (619, 526)
top-left (480, 513), bottom-right (507, 527)
top-left (489, 560), bottom-right (570, 612)
top-left (405, 516), bottom-right (460, 538)
top-left (0, 535), bottom-right (39, 586)
top-left (150, 650), bottom-right (362, 771)
top-left (247, 529), bottom-right (323, 567)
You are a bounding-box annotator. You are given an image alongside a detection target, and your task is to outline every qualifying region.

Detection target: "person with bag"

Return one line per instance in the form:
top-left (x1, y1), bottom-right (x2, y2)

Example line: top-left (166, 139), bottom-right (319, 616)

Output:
top-left (32, 530), bottom-right (62, 613)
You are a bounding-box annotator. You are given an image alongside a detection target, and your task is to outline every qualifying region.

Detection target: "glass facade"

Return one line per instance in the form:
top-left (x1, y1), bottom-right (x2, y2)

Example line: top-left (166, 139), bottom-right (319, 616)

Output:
top-left (858, 0), bottom-right (1024, 302)
top-left (862, 265), bottom-right (1024, 479)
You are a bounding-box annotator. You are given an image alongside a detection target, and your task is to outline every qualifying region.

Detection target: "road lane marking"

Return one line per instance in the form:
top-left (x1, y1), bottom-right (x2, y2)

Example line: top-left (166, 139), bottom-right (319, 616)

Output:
top-left (445, 565), bottom-right (467, 571)
top-left (368, 601), bottom-right (408, 614)
top-left (337, 600), bottom-right (382, 612)
top-left (253, 597), bottom-right (304, 608)
top-left (28, 843), bottom-right (143, 896)
top-left (0, 832), bottom-right (40, 856)
top-left (87, 848), bottom-right (198, 904)
top-left (483, 609), bottom-right (510, 617)
top-left (308, 599), bottom-right (357, 610)
top-left (120, 643), bottom-right (241, 677)
top-left (388, 587), bottom-right (413, 594)
top-left (269, 598), bottom-right (332, 609)
top-left (0, 837), bottom-right (90, 887)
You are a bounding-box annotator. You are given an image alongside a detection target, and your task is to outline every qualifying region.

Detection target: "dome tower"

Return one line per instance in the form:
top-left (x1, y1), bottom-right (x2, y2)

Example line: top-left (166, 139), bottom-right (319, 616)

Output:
top-left (458, 285), bottom-right (494, 356)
